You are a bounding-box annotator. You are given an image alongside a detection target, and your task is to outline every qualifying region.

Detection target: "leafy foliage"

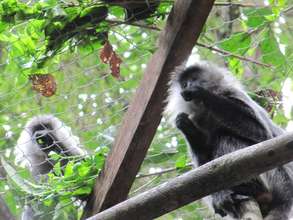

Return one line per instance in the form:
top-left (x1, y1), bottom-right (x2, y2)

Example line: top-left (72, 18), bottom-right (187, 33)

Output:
top-left (0, 0), bottom-right (293, 219)
top-left (2, 147), bottom-right (107, 219)
top-left (0, 0), bottom-right (167, 71)
top-left (0, 0), bottom-right (171, 218)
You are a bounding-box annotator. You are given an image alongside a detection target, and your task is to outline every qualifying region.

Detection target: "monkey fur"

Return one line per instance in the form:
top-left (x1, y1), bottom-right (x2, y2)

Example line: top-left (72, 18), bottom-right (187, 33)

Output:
top-left (15, 115), bottom-right (86, 220)
top-left (165, 61), bottom-right (293, 220)
top-left (15, 115), bottom-right (86, 177)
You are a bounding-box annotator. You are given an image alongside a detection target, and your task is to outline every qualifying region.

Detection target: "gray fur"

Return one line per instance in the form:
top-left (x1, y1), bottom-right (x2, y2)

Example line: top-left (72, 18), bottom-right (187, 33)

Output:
top-left (165, 61), bottom-right (283, 137)
top-left (15, 115), bottom-right (86, 176)
top-left (165, 61), bottom-right (293, 219)
top-left (15, 115), bottom-right (87, 220)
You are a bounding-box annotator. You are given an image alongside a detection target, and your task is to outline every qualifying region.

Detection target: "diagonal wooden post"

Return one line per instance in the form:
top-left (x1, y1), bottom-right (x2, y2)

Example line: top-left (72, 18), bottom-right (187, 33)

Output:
top-left (83, 0), bottom-right (216, 218)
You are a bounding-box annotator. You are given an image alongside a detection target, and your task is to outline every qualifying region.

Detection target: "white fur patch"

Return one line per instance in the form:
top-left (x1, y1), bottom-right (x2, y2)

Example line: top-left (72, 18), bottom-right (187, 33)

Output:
top-left (14, 115), bottom-right (86, 171)
top-left (164, 60), bottom-right (242, 125)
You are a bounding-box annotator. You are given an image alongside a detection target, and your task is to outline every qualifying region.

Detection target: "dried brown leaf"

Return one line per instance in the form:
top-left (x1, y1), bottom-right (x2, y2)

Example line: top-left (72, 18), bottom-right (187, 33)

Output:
top-left (30, 74), bottom-right (57, 97)
top-left (100, 41), bottom-right (123, 79)
top-left (99, 41), bottom-right (113, 64)
top-left (110, 52), bottom-right (122, 79)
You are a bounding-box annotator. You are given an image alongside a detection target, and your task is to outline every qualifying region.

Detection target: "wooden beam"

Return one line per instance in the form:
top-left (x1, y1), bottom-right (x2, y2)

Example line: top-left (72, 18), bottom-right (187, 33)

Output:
top-left (87, 132), bottom-right (293, 220)
top-left (83, 0), bottom-right (215, 217)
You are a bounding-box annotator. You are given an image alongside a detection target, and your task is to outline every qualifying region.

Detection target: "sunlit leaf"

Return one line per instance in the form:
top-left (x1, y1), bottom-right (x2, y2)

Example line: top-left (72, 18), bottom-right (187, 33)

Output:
top-left (260, 29), bottom-right (286, 68)
top-left (219, 32), bottom-right (251, 55)
top-left (242, 8), bottom-right (274, 28)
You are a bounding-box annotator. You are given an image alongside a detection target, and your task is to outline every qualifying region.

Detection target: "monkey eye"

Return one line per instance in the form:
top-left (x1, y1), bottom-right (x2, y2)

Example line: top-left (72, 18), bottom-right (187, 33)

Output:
top-left (182, 82), bottom-right (187, 88)
top-left (37, 138), bottom-right (45, 145)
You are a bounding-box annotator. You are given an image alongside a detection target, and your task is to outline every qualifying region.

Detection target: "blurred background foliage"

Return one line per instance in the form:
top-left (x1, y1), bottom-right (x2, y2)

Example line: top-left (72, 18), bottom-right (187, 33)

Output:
top-left (0, 0), bottom-right (293, 219)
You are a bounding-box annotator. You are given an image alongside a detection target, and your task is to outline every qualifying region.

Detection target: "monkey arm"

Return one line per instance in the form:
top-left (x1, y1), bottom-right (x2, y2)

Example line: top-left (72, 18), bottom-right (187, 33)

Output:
top-left (181, 87), bottom-right (269, 142)
top-left (175, 113), bottom-right (211, 164)
top-left (15, 115), bottom-right (86, 176)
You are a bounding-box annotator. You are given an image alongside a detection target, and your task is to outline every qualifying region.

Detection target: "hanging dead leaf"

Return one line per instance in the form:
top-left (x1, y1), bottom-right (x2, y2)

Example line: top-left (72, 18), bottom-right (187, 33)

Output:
top-left (99, 40), bottom-right (123, 79)
top-left (110, 52), bottom-right (122, 79)
top-left (29, 74), bottom-right (57, 97)
top-left (99, 41), bottom-right (113, 64)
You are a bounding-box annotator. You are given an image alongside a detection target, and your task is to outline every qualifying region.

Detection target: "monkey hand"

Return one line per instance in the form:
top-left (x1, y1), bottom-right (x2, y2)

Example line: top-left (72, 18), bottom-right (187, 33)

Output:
top-left (175, 113), bottom-right (193, 131)
top-left (212, 191), bottom-right (251, 219)
top-left (181, 86), bottom-right (206, 102)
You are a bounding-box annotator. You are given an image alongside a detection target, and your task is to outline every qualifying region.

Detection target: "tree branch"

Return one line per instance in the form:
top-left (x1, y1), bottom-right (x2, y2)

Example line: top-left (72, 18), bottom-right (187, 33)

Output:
top-left (136, 163), bottom-right (193, 178)
top-left (106, 19), bottom-right (161, 31)
top-left (196, 42), bottom-right (272, 68)
top-left (87, 132), bottom-right (293, 220)
top-left (214, 2), bottom-right (266, 7)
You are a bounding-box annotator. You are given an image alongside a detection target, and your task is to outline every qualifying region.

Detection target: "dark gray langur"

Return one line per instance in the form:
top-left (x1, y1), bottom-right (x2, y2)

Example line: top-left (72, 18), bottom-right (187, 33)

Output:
top-left (165, 61), bottom-right (293, 220)
top-left (15, 115), bottom-right (86, 220)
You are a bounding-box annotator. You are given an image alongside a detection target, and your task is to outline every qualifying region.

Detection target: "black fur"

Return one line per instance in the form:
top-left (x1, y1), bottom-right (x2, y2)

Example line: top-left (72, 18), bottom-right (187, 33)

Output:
top-left (166, 62), bottom-right (293, 219)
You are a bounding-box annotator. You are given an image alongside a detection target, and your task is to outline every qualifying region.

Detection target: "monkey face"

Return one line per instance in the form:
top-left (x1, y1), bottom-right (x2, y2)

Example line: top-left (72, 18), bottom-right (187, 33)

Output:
top-left (176, 63), bottom-right (227, 94)
top-left (177, 66), bottom-right (203, 90)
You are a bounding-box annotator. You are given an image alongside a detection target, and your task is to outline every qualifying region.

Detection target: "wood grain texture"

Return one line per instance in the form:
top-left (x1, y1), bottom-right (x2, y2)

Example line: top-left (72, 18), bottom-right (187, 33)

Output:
top-left (83, 0), bottom-right (216, 217)
top-left (87, 132), bottom-right (293, 220)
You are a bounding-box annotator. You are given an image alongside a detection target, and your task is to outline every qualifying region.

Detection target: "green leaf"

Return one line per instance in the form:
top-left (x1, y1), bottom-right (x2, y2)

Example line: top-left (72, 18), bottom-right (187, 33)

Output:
top-left (242, 8), bottom-right (274, 28)
top-left (94, 154), bottom-right (105, 170)
top-left (273, 110), bottom-right (288, 126)
top-left (269, 0), bottom-right (286, 7)
top-left (64, 161), bottom-right (74, 177)
top-left (219, 32), bottom-right (251, 55)
top-left (53, 161), bottom-right (62, 176)
top-left (175, 155), bottom-right (187, 168)
top-left (1, 157), bottom-right (44, 195)
top-left (108, 6), bottom-right (125, 20)
top-left (49, 151), bottom-right (61, 160)
top-left (227, 58), bottom-right (244, 77)
top-left (64, 7), bottom-right (80, 21)
top-left (71, 186), bottom-right (92, 196)
top-left (260, 29), bottom-right (286, 68)
top-left (77, 164), bottom-right (91, 177)
top-left (0, 21), bottom-right (8, 32)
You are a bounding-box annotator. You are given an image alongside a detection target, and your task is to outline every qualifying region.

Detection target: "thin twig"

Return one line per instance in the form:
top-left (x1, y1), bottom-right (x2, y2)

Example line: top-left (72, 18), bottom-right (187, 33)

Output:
top-left (107, 19), bottom-right (272, 68)
top-left (136, 163), bottom-right (193, 178)
top-left (196, 42), bottom-right (272, 68)
top-left (106, 19), bottom-right (161, 31)
top-left (99, 0), bottom-right (174, 5)
top-left (130, 176), bottom-right (159, 195)
top-left (283, 5), bottom-right (293, 14)
top-left (214, 2), bottom-right (266, 7)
